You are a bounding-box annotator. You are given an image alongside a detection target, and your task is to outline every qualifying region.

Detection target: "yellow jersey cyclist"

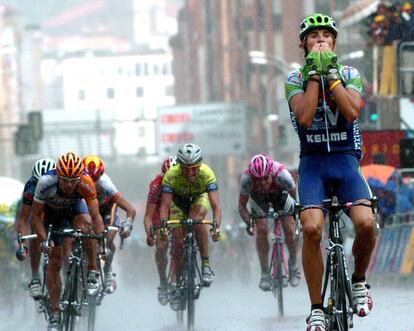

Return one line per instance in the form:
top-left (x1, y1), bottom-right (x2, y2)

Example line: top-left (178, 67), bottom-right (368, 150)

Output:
top-left (83, 154), bottom-right (137, 294)
top-left (31, 152), bottom-right (105, 331)
top-left (15, 157), bottom-right (56, 300)
top-left (159, 143), bottom-right (222, 311)
top-left (285, 13), bottom-right (375, 331)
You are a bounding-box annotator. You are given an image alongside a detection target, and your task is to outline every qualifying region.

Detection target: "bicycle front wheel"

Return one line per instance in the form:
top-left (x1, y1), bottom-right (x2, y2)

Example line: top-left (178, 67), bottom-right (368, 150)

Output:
top-left (273, 242), bottom-right (284, 317)
top-left (332, 246), bottom-right (352, 331)
top-left (186, 243), bottom-right (196, 331)
top-left (62, 264), bottom-right (81, 331)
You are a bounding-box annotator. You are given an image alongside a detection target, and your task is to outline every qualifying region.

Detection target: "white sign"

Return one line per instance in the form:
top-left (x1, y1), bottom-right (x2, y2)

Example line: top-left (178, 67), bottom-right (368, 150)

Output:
top-left (157, 102), bottom-right (246, 158)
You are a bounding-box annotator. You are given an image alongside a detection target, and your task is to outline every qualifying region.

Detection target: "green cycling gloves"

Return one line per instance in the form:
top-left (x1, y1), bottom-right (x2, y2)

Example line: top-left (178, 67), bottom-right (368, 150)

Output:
top-left (321, 50), bottom-right (339, 80)
top-left (305, 51), bottom-right (323, 77)
top-left (305, 49), bottom-right (339, 80)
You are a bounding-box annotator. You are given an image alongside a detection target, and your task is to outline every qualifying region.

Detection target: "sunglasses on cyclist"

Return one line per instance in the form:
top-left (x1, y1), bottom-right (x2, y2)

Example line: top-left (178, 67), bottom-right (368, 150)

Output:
top-left (58, 176), bottom-right (81, 183)
top-left (182, 163), bottom-right (201, 170)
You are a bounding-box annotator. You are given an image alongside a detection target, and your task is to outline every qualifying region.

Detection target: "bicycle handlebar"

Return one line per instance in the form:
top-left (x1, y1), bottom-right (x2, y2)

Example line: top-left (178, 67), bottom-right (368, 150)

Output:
top-left (16, 233), bottom-right (38, 261)
top-left (165, 219), bottom-right (216, 226)
top-left (17, 233), bottom-right (38, 244)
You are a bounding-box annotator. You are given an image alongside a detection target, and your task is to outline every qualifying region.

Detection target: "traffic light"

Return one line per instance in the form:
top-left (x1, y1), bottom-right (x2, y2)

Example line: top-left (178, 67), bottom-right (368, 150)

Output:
top-left (369, 112), bottom-right (379, 122)
top-left (400, 138), bottom-right (414, 168)
top-left (14, 111), bottom-right (42, 155)
top-left (28, 111), bottom-right (43, 140)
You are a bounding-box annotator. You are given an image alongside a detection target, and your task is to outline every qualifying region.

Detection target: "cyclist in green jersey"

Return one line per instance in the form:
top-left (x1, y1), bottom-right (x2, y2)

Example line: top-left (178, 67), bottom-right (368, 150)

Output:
top-left (159, 143), bottom-right (222, 311)
top-left (285, 13), bottom-right (375, 331)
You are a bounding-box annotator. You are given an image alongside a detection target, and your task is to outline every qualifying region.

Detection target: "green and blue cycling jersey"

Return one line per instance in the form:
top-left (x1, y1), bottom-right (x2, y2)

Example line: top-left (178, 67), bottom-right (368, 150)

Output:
top-left (285, 64), bottom-right (372, 206)
top-left (285, 64), bottom-right (363, 158)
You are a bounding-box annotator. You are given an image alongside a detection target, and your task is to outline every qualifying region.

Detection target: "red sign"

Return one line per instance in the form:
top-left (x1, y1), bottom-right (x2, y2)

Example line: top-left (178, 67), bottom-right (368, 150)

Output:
top-left (360, 130), bottom-right (405, 167)
top-left (161, 132), bottom-right (194, 143)
top-left (160, 113), bottom-right (191, 124)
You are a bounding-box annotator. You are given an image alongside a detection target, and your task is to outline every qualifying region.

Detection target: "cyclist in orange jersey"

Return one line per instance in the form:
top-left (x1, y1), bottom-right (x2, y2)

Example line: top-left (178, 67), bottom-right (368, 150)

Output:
top-left (31, 152), bottom-right (104, 331)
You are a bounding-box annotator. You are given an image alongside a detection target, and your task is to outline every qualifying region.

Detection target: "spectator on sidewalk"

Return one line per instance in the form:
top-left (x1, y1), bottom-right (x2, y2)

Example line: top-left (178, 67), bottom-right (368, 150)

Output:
top-left (379, 5), bottom-right (402, 97)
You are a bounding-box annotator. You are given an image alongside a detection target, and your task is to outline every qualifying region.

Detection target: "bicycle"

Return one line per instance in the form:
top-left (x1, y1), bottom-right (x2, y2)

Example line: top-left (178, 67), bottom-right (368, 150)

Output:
top-left (19, 229), bottom-right (56, 325)
top-left (52, 228), bottom-right (105, 331)
top-left (296, 196), bottom-right (378, 331)
top-left (249, 204), bottom-right (300, 317)
top-left (162, 218), bottom-right (217, 331)
top-left (17, 231), bottom-right (53, 321)
top-left (150, 224), bottom-right (183, 324)
top-left (84, 225), bottom-right (119, 331)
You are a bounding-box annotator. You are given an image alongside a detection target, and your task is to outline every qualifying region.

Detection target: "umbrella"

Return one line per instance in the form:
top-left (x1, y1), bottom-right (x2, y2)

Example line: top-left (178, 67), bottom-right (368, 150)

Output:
top-left (0, 177), bottom-right (24, 224)
top-left (361, 164), bottom-right (397, 184)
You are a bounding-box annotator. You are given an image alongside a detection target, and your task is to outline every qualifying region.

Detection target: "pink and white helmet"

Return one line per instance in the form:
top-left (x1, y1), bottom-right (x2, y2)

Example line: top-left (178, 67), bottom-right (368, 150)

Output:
top-left (248, 154), bottom-right (274, 178)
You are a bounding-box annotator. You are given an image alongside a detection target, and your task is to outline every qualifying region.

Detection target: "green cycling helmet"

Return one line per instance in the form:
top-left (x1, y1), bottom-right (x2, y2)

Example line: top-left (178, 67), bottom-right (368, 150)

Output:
top-left (299, 13), bottom-right (338, 41)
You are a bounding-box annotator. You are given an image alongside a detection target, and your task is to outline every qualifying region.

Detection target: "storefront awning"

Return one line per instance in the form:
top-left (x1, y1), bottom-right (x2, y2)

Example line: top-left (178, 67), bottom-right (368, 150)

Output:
top-left (340, 0), bottom-right (380, 27)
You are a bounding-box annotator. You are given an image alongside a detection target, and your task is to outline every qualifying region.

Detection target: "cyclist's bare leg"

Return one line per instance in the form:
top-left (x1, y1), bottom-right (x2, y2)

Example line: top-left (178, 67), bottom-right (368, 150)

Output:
top-left (29, 237), bottom-right (41, 276)
top-left (350, 204), bottom-right (375, 279)
top-left (62, 238), bottom-right (73, 275)
top-left (282, 216), bottom-right (298, 265)
top-left (104, 231), bottom-right (117, 273)
top-left (301, 208), bottom-right (325, 304)
top-left (171, 227), bottom-right (186, 280)
top-left (155, 234), bottom-right (169, 283)
top-left (190, 206), bottom-right (208, 258)
top-left (47, 246), bottom-right (63, 313)
top-left (73, 214), bottom-right (97, 271)
top-left (255, 218), bottom-right (269, 272)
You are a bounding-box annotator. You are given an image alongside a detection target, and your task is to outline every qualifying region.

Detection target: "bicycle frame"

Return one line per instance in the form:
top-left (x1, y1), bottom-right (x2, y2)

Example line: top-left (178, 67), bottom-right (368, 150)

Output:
top-left (60, 231), bottom-right (88, 331)
top-left (163, 218), bottom-right (216, 331)
top-left (55, 228), bottom-right (105, 331)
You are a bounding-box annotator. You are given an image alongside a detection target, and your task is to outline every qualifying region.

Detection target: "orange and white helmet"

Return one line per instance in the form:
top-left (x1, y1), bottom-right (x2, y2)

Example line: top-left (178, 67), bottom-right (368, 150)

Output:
top-left (56, 152), bottom-right (84, 178)
top-left (83, 154), bottom-right (105, 180)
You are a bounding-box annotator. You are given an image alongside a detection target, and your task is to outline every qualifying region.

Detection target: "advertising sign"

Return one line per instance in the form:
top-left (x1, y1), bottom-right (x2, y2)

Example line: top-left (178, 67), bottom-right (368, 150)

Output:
top-left (157, 102), bottom-right (246, 158)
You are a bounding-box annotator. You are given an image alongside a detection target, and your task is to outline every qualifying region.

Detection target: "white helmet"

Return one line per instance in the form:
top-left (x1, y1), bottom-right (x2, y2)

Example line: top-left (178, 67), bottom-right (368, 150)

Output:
top-left (177, 143), bottom-right (202, 165)
top-left (32, 157), bottom-right (56, 180)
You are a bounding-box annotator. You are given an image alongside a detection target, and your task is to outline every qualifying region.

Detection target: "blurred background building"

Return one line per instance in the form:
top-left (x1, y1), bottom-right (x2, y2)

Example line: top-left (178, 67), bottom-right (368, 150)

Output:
top-left (0, 0), bottom-right (413, 218)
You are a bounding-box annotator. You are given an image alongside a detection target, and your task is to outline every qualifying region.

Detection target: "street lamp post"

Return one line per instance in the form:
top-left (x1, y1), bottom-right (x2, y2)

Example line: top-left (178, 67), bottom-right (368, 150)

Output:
top-left (249, 51), bottom-right (299, 159)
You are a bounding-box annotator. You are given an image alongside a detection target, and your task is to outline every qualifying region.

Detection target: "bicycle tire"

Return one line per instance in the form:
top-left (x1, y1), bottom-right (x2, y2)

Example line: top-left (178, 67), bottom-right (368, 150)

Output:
top-left (186, 242), bottom-right (195, 331)
top-left (62, 265), bottom-right (75, 331)
top-left (176, 310), bottom-right (184, 324)
top-left (62, 264), bottom-right (81, 331)
top-left (87, 295), bottom-right (98, 331)
top-left (332, 246), bottom-right (350, 331)
top-left (275, 242), bottom-right (285, 317)
top-left (87, 257), bottom-right (105, 331)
